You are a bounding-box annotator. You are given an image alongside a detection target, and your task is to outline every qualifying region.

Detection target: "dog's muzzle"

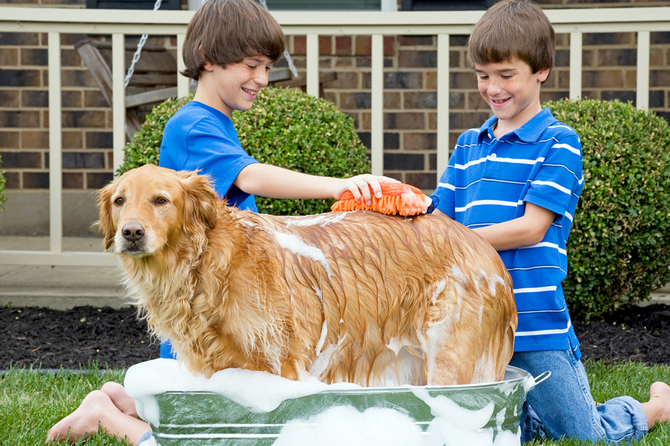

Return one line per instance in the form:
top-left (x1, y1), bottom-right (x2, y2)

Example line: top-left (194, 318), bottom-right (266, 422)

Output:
top-left (118, 222), bottom-right (148, 255)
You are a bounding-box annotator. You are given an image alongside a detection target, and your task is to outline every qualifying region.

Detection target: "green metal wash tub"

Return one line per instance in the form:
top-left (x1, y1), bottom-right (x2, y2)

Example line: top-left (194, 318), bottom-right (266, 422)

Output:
top-left (125, 359), bottom-right (550, 446)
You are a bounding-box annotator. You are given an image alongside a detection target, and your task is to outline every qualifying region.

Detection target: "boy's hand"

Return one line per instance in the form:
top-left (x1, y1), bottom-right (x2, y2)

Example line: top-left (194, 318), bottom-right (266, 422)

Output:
top-left (336, 174), bottom-right (400, 206)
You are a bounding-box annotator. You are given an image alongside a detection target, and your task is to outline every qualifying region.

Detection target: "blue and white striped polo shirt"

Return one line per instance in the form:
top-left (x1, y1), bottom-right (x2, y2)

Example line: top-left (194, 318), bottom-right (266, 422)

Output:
top-left (433, 108), bottom-right (584, 356)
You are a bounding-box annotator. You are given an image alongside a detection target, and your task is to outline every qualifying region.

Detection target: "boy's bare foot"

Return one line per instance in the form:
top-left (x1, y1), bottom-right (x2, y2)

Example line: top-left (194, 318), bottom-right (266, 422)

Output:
top-left (46, 390), bottom-right (110, 443)
top-left (101, 382), bottom-right (139, 418)
top-left (650, 382), bottom-right (670, 420)
top-left (46, 386), bottom-right (150, 445)
top-left (644, 381), bottom-right (670, 429)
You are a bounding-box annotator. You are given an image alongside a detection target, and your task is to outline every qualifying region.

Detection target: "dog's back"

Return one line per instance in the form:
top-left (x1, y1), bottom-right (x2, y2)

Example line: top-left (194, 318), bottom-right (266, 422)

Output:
top-left (206, 207), bottom-right (516, 386)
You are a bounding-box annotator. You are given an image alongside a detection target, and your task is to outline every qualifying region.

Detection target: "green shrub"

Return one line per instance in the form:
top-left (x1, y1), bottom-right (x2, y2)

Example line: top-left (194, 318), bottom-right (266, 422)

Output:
top-left (0, 153), bottom-right (6, 211)
top-left (118, 87), bottom-right (370, 216)
top-left (545, 98), bottom-right (670, 320)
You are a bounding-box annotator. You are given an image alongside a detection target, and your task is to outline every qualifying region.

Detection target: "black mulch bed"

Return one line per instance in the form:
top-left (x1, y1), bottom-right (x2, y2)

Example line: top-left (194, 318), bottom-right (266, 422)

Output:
top-left (573, 304), bottom-right (670, 366)
top-left (1, 303), bottom-right (669, 370)
top-left (0, 306), bottom-right (159, 370)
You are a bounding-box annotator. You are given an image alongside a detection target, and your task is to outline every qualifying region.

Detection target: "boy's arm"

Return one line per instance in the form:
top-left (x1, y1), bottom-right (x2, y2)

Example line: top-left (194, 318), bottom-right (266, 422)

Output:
top-left (433, 203), bottom-right (555, 251)
top-left (234, 163), bottom-right (399, 205)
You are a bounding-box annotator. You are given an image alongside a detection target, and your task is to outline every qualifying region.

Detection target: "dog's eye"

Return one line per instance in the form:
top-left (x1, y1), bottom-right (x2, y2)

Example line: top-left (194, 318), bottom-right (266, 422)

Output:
top-left (154, 196), bottom-right (168, 205)
top-left (113, 197), bottom-right (124, 206)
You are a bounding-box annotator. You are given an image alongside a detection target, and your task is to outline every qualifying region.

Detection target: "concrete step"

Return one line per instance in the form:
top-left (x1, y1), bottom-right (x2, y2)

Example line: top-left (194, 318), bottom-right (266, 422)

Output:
top-left (0, 236), bottom-right (128, 309)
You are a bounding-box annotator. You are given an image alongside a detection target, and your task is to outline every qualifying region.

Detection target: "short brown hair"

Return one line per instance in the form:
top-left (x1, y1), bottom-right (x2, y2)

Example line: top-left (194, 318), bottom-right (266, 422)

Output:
top-left (467, 0), bottom-right (554, 74)
top-left (181, 0), bottom-right (286, 80)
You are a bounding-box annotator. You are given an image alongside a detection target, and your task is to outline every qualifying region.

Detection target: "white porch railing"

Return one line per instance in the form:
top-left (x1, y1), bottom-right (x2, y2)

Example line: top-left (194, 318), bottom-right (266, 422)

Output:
top-left (1, 6), bottom-right (670, 266)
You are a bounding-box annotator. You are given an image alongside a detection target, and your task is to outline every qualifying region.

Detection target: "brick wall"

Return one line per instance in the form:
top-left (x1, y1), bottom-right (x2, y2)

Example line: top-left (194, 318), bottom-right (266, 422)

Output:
top-left (0, 0), bottom-right (184, 196)
top-left (1, 0), bottom-right (670, 235)
top-left (285, 26), bottom-right (670, 190)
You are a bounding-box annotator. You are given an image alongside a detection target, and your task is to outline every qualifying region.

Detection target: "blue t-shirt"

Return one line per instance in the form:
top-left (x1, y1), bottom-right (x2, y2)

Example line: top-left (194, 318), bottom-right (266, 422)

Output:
top-left (158, 100), bottom-right (259, 359)
top-left (159, 100), bottom-right (259, 211)
top-left (433, 108), bottom-right (584, 356)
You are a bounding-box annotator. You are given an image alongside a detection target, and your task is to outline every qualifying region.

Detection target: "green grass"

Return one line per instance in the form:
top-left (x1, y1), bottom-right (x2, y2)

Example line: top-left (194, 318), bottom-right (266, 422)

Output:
top-left (1, 361), bottom-right (668, 445)
top-left (0, 364), bottom-right (130, 445)
top-left (528, 361), bottom-right (670, 446)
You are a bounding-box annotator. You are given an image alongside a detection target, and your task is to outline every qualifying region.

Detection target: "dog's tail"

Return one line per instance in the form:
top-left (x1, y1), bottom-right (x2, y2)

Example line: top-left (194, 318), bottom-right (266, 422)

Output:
top-left (331, 183), bottom-right (429, 216)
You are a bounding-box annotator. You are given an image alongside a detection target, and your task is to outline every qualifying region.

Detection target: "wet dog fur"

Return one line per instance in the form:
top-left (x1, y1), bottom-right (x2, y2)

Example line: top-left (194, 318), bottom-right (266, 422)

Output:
top-left (98, 164), bottom-right (517, 386)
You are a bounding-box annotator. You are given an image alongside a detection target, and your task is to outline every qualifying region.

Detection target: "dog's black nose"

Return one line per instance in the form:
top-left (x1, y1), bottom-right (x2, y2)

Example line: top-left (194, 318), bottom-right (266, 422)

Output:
top-left (122, 223), bottom-right (145, 242)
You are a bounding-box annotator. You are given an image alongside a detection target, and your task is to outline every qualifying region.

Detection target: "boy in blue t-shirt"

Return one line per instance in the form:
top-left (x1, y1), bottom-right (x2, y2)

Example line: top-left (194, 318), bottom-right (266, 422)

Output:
top-left (46, 0), bottom-right (397, 444)
top-left (159, 0), bottom-right (392, 211)
top-left (431, 0), bottom-right (670, 443)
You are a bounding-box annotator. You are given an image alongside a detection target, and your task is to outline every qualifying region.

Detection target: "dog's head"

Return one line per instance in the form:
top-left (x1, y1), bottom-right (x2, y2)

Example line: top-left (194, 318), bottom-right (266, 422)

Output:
top-left (97, 164), bottom-right (218, 257)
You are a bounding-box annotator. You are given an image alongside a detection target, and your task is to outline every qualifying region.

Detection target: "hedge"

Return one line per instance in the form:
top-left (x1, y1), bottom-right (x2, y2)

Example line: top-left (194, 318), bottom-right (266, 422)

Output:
top-left (546, 98), bottom-right (670, 320)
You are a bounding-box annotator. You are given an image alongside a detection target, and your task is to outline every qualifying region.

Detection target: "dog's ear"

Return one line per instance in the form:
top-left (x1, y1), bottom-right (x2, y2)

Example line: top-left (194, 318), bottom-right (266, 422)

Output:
top-left (180, 172), bottom-right (218, 233)
top-left (97, 180), bottom-right (117, 250)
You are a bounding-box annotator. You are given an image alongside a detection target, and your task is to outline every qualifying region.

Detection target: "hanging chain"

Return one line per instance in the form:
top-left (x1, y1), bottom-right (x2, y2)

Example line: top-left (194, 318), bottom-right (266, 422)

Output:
top-left (124, 0), bottom-right (164, 88)
top-left (123, 0), bottom-right (298, 87)
top-left (258, 0), bottom-right (298, 78)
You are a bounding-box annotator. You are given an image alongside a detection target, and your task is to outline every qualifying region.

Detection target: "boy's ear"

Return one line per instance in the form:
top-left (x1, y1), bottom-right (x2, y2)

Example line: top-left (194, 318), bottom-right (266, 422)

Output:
top-left (198, 45), bottom-right (214, 72)
top-left (537, 67), bottom-right (551, 83)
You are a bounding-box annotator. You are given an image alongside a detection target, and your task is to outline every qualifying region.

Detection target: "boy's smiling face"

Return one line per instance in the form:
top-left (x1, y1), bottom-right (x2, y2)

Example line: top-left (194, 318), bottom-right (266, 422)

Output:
top-left (475, 58), bottom-right (550, 135)
top-left (198, 55), bottom-right (273, 118)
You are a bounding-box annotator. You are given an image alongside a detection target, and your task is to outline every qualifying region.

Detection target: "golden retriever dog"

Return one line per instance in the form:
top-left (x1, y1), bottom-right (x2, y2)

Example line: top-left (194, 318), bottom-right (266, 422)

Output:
top-left (98, 164), bottom-right (517, 386)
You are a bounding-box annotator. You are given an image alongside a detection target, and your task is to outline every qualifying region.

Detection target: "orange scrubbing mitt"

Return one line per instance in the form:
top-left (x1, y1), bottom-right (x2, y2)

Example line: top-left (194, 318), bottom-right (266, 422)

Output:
top-left (331, 182), bottom-right (429, 217)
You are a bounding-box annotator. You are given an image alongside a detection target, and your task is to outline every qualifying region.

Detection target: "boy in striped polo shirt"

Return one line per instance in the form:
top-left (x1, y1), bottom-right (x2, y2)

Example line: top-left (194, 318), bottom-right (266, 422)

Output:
top-left (431, 0), bottom-right (670, 443)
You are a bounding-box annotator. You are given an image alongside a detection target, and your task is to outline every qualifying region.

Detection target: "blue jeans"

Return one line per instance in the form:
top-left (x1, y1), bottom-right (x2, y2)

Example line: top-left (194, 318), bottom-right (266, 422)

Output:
top-left (137, 430), bottom-right (155, 446)
top-left (510, 350), bottom-right (648, 444)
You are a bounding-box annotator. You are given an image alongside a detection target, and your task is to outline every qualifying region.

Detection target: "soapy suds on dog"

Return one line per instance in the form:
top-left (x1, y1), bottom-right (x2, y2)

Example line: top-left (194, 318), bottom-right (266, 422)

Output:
top-left (126, 360), bottom-right (521, 446)
top-left (284, 212), bottom-right (349, 227)
top-left (272, 230), bottom-right (332, 275)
